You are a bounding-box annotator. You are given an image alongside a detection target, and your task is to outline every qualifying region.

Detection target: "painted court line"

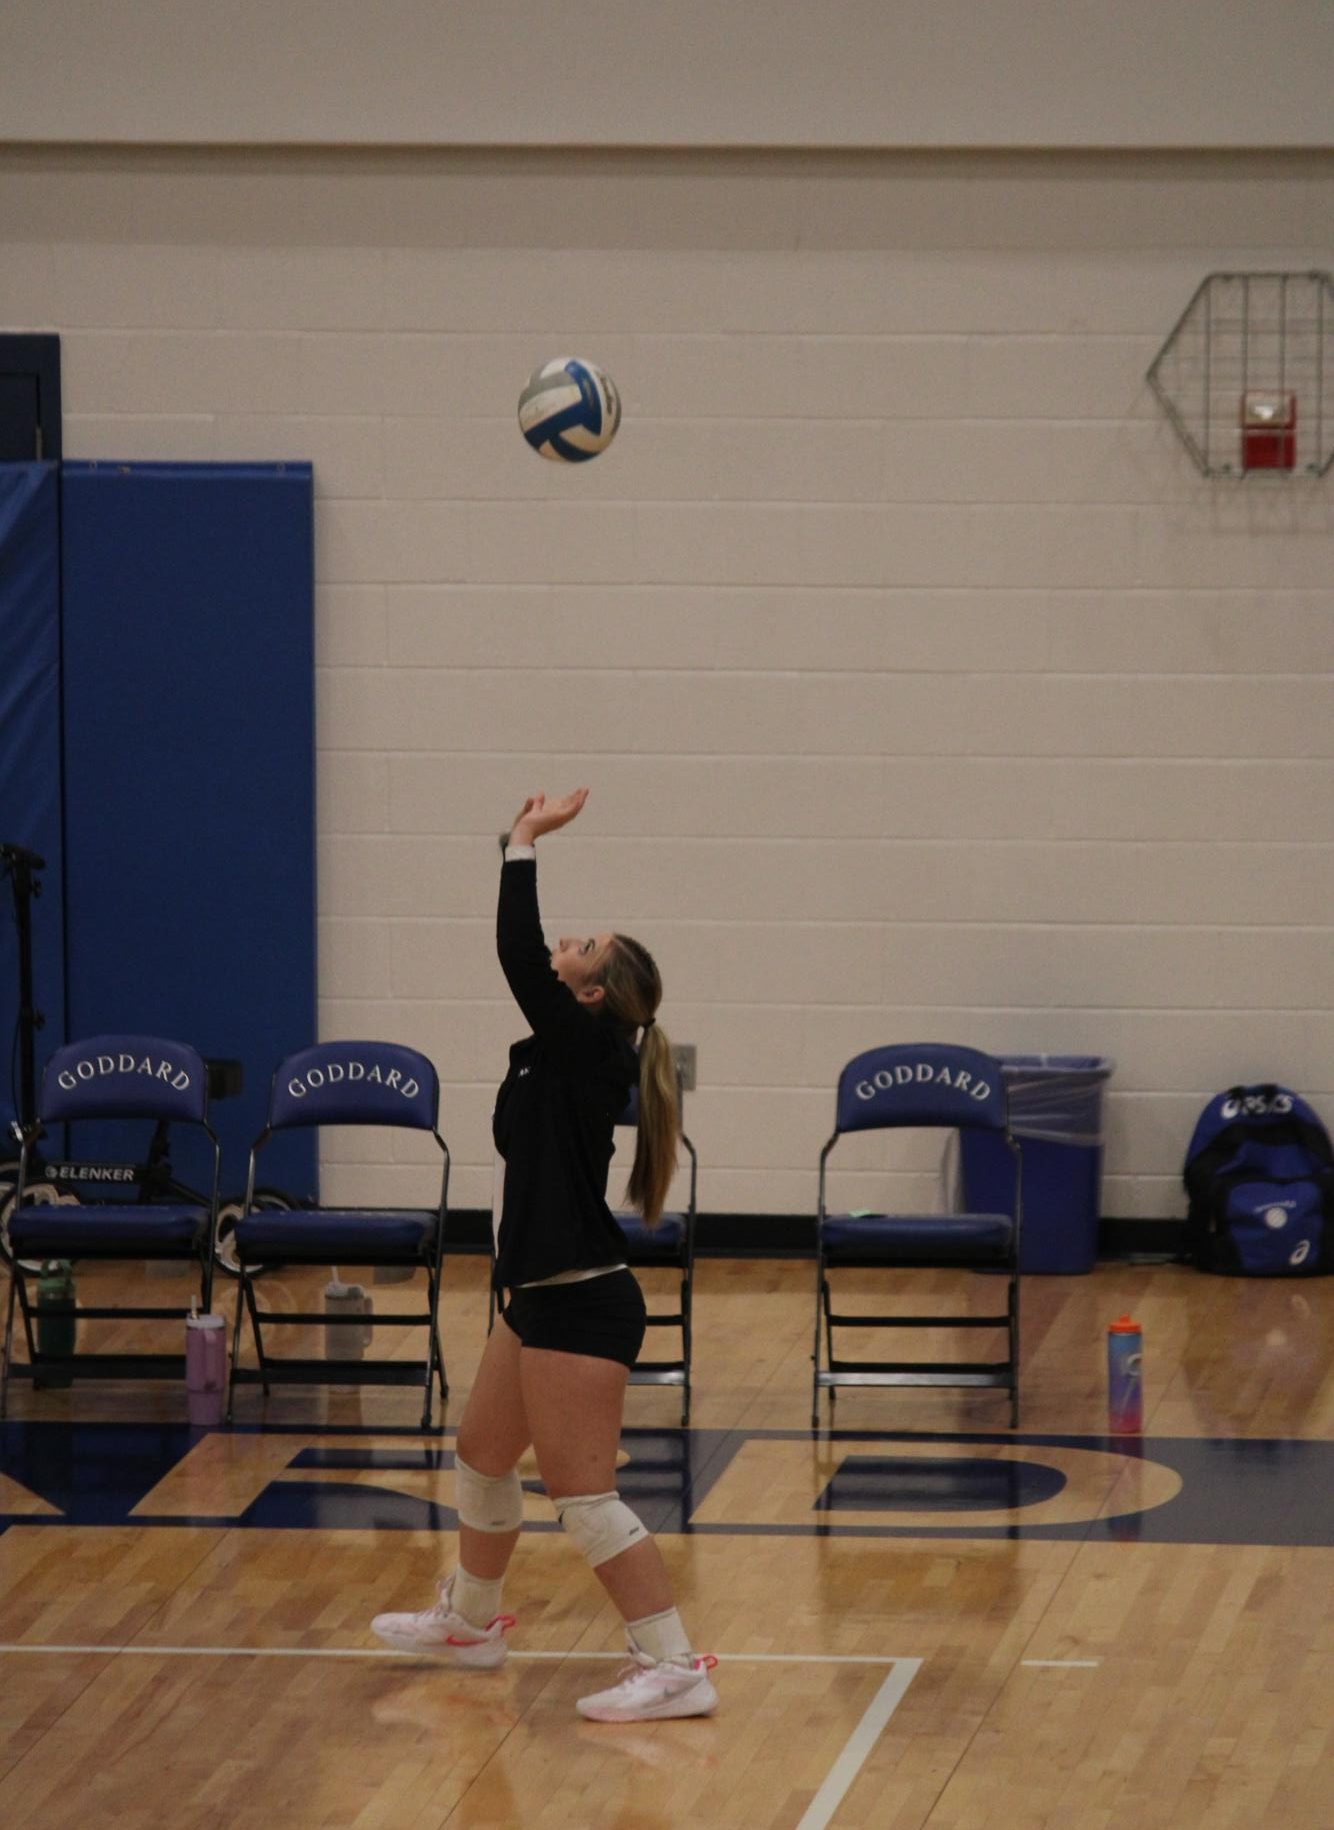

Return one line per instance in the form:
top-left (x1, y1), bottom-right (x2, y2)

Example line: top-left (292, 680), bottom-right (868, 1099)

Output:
top-left (0, 1643), bottom-right (921, 1830)
top-left (1021, 1658), bottom-right (1101, 1668)
top-left (795, 1659), bottom-right (922, 1830)
top-left (0, 1642), bottom-right (909, 1666)
top-left (0, 1643), bottom-right (921, 1829)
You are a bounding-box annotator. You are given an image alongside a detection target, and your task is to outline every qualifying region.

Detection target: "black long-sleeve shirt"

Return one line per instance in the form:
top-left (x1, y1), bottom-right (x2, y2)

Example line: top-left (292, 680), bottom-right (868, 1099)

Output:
top-left (490, 854), bottom-right (638, 1288)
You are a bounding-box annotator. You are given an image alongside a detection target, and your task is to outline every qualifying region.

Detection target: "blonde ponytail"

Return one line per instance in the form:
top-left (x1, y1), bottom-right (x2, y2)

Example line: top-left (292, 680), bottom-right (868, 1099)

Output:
top-left (626, 1020), bottom-right (680, 1228)
top-left (595, 933), bottom-right (680, 1228)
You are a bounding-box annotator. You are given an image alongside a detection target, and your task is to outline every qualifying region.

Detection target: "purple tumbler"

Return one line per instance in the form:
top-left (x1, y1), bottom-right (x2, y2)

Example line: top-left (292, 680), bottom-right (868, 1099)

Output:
top-left (1106, 1314), bottom-right (1143, 1433)
top-left (185, 1307), bottom-right (227, 1426)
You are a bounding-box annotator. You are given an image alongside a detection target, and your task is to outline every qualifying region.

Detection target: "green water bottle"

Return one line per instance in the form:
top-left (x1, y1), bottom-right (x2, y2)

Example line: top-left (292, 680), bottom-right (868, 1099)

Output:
top-left (35, 1260), bottom-right (77, 1388)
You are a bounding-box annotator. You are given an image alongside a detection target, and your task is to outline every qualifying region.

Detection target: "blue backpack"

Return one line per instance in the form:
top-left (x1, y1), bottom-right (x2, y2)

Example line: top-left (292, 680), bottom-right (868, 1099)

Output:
top-left (1183, 1084), bottom-right (1334, 1276)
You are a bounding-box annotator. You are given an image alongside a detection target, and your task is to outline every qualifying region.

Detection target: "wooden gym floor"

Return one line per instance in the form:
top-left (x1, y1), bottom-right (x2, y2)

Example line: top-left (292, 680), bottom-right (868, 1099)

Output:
top-left (0, 1253), bottom-right (1330, 1828)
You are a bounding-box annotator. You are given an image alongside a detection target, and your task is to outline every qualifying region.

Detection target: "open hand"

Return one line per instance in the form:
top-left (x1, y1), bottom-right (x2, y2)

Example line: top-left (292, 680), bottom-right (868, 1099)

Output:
top-left (510, 788), bottom-right (589, 845)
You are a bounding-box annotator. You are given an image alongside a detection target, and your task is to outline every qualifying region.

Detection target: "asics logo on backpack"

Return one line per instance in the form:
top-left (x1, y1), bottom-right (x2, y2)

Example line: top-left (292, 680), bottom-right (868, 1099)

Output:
top-left (1221, 1091), bottom-right (1292, 1120)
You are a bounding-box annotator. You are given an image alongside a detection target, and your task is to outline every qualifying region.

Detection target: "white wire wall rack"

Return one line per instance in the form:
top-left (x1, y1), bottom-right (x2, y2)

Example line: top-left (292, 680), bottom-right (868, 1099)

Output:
top-left (1147, 271), bottom-right (1333, 478)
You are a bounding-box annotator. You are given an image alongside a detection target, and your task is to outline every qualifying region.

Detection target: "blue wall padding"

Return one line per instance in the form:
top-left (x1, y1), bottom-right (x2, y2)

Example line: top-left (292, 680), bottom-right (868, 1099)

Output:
top-left (60, 463), bottom-right (317, 1199)
top-left (0, 463), bottom-right (67, 1131)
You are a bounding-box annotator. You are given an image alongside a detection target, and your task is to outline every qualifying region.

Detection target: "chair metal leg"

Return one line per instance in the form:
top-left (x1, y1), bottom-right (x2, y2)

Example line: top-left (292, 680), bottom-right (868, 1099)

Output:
top-left (420, 1267), bottom-right (450, 1428)
top-left (811, 1255), bottom-right (824, 1429)
top-left (226, 1271), bottom-right (246, 1423)
top-left (420, 1270), bottom-right (439, 1427)
top-left (0, 1269), bottom-right (19, 1419)
top-left (14, 1271), bottom-right (38, 1364)
top-left (815, 1263), bottom-right (855, 1423)
top-left (242, 1274), bottom-right (271, 1397)
top-left (822, 1272), bottom-right (840, 1421)
top-left (680, 1266), bottom-right (692, 1427)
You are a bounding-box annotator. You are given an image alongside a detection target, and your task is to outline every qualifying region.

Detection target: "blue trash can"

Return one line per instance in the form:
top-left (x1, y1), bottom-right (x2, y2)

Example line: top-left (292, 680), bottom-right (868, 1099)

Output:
top-left (959, 1055), bottom-right (1115, 1274)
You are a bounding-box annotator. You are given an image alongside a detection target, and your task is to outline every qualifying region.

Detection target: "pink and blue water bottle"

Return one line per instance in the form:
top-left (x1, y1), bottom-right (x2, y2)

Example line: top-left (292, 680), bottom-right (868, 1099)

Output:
top-left (1106, 1314), bottom-right (1144, 1433)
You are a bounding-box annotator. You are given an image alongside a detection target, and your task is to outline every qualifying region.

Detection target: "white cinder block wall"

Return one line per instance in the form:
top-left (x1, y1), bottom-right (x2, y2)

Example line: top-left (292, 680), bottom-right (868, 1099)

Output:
top-left (2, 144), bottom-right (1331, 1228)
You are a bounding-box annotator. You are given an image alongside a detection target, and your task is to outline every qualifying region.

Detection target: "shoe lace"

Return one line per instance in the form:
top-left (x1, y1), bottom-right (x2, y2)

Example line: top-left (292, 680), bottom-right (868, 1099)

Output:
top-left (615, 1650), bottom-right (714, 1686)
top-left (427, 1582), bottom-right (457, 1623)
top-left (433, 1588), bottom-right (516, 1640)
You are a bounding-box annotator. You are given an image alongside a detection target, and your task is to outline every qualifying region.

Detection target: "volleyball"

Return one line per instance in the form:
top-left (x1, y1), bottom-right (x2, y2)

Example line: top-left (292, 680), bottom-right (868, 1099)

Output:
top-left (517, 357), bottom-right (621, 462)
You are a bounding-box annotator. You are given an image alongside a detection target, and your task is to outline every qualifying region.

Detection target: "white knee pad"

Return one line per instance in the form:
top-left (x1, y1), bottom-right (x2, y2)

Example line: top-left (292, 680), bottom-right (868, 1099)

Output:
top-left (454, 1454), bottom-right (525, 1534)
top-left (555, 1491), bottom-right (649, 1569)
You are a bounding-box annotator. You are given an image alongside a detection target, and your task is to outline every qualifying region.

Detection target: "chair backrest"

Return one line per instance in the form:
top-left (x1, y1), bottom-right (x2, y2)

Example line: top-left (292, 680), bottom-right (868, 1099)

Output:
top-left (613, 1069), bottom-right (697, 1225)
top-left (616, 1068), bottom-right (688, 1130)
top-left (268, 1040), bottom-right (438, 1131)
top-left (39, 1035), bottom-right (209, 1125)
top-left (834, 1043), bottom-right (1007, 1136)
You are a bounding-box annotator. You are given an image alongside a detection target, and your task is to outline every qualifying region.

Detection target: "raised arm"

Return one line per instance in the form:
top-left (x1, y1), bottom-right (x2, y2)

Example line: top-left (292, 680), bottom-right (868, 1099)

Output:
top-left (496, 790), bottom-right (601, 1057)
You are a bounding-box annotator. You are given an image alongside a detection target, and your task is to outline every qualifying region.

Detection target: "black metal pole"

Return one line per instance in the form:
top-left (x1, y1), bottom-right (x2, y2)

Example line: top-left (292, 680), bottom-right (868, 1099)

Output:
top-left (2, 845), bottom-right (45, 1134)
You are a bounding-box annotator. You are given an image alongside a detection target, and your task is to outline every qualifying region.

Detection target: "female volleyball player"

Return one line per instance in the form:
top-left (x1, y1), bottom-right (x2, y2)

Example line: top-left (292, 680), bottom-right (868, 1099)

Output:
top-left (372, 788), bottom-right (717, 1723)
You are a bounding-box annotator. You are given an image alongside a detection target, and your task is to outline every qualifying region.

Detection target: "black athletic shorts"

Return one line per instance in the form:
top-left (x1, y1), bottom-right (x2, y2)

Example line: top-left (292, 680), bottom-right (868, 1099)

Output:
top-left (500, 1269), bottom-right (647, 1369)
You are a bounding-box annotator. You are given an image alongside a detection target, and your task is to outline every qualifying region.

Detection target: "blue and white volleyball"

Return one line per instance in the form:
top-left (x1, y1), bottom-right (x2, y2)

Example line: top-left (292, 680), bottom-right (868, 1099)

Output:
top-left (517, 357), bottom-right (621, 462)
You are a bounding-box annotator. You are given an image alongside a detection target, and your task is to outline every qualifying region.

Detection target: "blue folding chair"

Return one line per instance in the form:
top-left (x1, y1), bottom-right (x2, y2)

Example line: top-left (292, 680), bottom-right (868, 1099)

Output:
top-left (813, 1042), bottom-right (1021, 1428)
top-left (226, 1041), bottom-right (450, 1430)
top-left (614, 1076), bottom-right (698, 1426)
top-left (1, 1034), bottom-right (219, 1413)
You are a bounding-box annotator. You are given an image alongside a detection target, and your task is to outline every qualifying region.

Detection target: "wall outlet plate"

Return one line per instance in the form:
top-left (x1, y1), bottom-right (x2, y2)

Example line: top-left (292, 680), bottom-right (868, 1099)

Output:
top-left (672, 1043), bottom-right (697, 1092)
